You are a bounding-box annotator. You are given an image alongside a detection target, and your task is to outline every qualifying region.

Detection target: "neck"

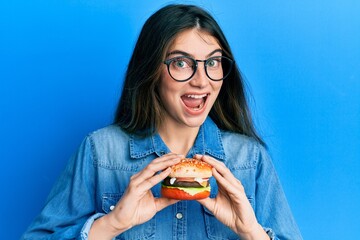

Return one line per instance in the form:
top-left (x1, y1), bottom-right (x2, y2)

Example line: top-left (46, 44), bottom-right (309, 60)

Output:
top-left (158, 120), bottom-right (200, 156)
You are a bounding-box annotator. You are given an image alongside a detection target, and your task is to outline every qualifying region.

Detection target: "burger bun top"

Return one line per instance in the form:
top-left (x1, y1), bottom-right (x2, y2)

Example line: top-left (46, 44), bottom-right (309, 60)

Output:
top-left (169, 158), bottom-right (212, 178)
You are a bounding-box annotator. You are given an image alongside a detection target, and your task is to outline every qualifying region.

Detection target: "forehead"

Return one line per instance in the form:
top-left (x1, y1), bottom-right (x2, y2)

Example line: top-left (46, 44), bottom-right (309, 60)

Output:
top-left (167, 29), bottom-right (221, 56)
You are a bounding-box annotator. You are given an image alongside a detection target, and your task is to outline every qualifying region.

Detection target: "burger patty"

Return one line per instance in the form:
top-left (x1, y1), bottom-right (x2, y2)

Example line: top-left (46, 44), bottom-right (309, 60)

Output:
top-left (162, 177), bottom-right (209, 188)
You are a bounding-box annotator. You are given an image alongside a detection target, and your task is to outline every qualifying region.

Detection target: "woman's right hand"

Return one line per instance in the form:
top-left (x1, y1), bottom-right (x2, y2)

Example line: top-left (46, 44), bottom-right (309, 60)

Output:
top-left (89, 153), bottom-right (182, 240)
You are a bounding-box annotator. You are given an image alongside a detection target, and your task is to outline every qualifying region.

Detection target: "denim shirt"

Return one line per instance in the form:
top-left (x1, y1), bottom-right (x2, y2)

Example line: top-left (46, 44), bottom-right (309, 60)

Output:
top-left (21, 117), bottom-right (302, 240)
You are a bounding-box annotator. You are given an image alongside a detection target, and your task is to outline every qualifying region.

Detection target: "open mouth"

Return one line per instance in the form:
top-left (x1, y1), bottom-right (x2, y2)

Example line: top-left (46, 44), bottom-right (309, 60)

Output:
top-left (181, 93), bottom-right (208, 111)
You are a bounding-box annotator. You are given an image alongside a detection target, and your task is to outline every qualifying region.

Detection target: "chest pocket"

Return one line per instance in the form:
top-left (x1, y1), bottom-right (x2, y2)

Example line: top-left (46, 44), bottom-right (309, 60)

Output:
top-left (102, 193), bottom-right (156, 240)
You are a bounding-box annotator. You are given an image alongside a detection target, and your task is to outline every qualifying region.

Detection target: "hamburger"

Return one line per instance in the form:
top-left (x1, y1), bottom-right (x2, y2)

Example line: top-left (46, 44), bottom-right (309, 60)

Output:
top-left (161, 158), bottom-right (212, 200)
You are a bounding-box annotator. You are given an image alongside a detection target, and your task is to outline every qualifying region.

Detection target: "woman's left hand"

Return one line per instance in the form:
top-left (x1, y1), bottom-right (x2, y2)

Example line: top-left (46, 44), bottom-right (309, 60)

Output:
top-left (194, 155), bottom-right (269, 240)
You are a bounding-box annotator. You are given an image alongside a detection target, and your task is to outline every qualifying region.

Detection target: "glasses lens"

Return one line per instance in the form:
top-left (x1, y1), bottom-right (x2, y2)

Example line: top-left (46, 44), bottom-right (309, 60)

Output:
top-left (206, 56), bottom-right (233, 81)
top-left (166, 56), bottom-right (234, 81)
top-left (168, 57), bottom-right (195, 81)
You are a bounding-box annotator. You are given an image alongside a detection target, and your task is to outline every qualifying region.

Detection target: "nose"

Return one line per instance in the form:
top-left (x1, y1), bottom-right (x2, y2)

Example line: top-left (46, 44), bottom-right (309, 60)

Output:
top-left (189, 62), bottom-right (209, 88)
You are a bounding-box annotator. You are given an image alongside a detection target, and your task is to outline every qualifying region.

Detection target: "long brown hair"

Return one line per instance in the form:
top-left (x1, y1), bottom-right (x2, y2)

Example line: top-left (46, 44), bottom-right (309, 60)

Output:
top-left (114, 4), bottom-right (264, 145)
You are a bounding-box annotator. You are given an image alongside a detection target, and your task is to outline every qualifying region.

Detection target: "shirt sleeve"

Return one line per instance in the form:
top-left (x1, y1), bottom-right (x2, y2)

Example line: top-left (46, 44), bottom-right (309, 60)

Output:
top-left (263, 227), bottom-right (278, 240)
top-left (21, 136), bottom-right (98, 240)
top-left (255, 145), bottom-right (303, 240)
top-left (80, 213), bottom-right (111, 240)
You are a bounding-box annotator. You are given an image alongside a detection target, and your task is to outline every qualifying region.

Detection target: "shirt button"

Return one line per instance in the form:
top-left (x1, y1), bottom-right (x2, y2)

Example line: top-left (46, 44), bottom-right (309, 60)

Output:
top-left (176, 212), bottom-right (183, 219)
top-left (110, 205), bottom-right (115, 211)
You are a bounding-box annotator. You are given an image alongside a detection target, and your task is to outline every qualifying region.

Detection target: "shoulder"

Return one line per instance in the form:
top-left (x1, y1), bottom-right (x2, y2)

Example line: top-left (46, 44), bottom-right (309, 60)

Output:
top-left (220, 130), bottom-right (264, 153)
top-left (85, 125), bottom-right (130, 163)
top-left (87, 124), bottom-right (129, 144)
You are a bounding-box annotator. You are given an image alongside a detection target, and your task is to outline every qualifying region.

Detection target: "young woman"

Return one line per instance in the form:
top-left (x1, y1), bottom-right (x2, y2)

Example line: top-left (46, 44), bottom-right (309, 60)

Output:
top-left (22, 4), bottom-right (302, 240)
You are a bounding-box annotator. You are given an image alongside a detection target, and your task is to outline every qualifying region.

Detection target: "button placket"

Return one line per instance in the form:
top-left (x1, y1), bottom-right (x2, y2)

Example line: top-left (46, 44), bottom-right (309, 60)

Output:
top-left (173, 201), bottom-right (186, 239)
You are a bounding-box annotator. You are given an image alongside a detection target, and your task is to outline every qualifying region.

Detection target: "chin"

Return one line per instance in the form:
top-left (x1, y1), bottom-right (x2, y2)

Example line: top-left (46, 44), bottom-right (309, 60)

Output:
top-left (182, 116), bottom-right (208, 128)
top-left (182, 107), bottom-right (212, 126)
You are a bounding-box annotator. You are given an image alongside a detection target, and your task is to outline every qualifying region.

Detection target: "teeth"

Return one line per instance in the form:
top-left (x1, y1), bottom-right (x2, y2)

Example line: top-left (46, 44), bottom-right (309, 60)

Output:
top-left (193, 102), bottom-right (204, 110)
top-left (185, 94), bottom-right (208, 99)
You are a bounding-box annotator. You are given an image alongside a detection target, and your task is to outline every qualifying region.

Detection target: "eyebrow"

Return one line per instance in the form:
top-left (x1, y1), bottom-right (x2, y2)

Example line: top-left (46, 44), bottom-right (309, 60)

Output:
top-left (166, 49), bottom-right (223, 58)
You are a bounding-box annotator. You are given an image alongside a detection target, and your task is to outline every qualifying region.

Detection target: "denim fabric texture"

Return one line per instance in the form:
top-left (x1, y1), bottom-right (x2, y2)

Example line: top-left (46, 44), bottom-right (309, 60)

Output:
top-left (21, 117), bottom-right (302, 240)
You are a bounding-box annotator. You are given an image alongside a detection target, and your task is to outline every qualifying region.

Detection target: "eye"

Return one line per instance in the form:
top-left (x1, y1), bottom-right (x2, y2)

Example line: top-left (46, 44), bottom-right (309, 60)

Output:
top-left (206, 57), bottom-right (221, 68)
top-left (171, 57), bottom-right (193, 69)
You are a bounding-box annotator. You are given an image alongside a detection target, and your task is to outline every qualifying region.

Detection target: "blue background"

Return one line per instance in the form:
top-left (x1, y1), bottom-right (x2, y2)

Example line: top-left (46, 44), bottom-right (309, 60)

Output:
top-left (1, 0), bottom-right (359, 239)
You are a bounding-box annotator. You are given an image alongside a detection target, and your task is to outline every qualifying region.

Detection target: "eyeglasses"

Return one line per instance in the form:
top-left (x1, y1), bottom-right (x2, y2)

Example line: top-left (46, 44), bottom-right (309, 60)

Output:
top-left (163, 56), bottom-right (234, 82)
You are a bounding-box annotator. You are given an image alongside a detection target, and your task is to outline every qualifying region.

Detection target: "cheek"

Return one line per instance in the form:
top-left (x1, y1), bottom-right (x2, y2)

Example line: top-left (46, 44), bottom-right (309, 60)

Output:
top-left (158, 77), bottom-right (178, 103)
top-left (159, 68), bottom-right (185, 98)
top-left (212, 82), bottom-right (223, 96)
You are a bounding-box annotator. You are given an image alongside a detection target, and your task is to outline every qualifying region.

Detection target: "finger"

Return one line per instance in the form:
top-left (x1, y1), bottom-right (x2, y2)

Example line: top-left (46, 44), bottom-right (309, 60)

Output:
top-left (126, 168), bottom-right (172, 199)
top-left (152, 153), bottom-right (184, 163)
top-left (197, 197), bottom-right (215, 214)
top-left (212, 168), bottom-right (247, 200)
top-left (155, 197), bottom-right (180, 212)
top-left (194, 155), bottom-right (246, 198)
top-left (131, 155), bottom-right (181, 186)
top-left (211, 167), bottom-right (233, 194)
top-left (200, 155), bottom-right (240, 186)
top-left (193, 155), bottom-right (244, 193)
top-left (193, 154), bottom-right (203, 160)
top-left (130, 171), bottom-right (141, 180)
top-left (131, 154), bottom-right (180, 180)
top-left (137, 167), bottom-right (172, 192)
top-left (212, 167), bottom-right (236, 191)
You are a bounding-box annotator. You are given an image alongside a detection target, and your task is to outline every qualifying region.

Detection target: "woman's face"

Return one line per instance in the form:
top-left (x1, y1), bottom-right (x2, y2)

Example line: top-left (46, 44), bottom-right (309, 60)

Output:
top-left (158, 29), bottom-right (223, 129)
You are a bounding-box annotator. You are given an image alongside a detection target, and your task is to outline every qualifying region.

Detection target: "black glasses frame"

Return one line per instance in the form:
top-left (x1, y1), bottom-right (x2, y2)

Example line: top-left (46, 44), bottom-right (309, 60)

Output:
top-left (163, 56), bottom-right (234, 82)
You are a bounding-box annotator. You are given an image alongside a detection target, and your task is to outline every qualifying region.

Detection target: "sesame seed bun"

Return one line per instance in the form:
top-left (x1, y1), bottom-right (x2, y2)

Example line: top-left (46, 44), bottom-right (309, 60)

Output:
top-left (169, 158), bottom-right (212, 178)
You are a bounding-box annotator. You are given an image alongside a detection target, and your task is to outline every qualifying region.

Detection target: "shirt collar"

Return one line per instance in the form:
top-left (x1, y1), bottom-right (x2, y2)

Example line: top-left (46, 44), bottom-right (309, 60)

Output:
top-left (129, 117), bottom-right (226, 160)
